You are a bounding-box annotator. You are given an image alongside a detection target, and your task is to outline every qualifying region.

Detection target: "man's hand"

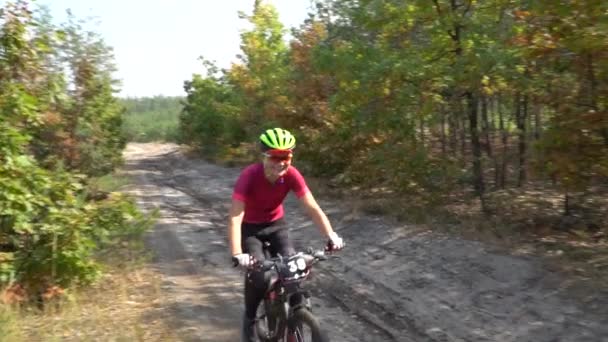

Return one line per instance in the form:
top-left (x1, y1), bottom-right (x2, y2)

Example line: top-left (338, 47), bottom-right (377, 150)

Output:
top-left (327, 232), bottom-right (344, 251)
top-left (232, 253), bottom-right (252, 267)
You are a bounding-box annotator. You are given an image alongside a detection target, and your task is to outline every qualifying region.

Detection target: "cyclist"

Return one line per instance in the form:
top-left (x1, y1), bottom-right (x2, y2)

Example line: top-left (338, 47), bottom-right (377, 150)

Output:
top-left (228, 127), bottom-right (344, 342)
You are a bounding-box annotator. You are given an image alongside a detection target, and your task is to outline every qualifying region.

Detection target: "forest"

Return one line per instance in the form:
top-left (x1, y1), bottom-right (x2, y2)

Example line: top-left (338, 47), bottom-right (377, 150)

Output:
top-left (180, 0), bottom-right (607, 233)
top-left (1, 0), bottom-right (606, 314)
top-left (120, 96), bottom-right (182, 142)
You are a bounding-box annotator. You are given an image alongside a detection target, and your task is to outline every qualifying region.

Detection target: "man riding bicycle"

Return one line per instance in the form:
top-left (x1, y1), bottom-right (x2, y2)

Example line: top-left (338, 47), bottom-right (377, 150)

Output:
top-left (228, 127), bottom-right (344, 342)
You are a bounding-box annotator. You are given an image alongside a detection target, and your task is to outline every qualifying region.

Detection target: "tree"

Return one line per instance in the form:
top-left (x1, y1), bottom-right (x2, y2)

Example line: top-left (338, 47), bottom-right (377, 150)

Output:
top-left (232, 0), bottom-right (290, 133)
top-left (1, 1), bottom-right (148, 299)
top-left (180, 0), bottom-right (608, 220)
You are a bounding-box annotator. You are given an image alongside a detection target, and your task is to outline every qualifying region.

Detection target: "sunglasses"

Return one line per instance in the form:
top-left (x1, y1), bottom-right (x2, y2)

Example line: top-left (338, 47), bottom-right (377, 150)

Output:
top-left (263, 152), bottom-right (293, 163)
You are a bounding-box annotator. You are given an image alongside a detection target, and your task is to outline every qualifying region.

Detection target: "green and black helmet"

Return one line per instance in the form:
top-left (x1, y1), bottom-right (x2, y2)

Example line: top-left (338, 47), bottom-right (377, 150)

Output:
top-left (259, 128), bottom-right (296, 151)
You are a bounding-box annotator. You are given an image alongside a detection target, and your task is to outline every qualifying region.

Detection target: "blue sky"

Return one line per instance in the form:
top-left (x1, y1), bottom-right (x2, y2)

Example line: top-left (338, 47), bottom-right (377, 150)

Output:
top-left (33, 0), bottom-right (315, 98)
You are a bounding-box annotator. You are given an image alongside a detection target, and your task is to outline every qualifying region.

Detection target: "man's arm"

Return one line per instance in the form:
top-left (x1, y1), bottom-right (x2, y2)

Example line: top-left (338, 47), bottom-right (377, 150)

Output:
top-left (298, 192), bottom-right (335, 238)
top-left (228, 199), bottom-right (245, 256)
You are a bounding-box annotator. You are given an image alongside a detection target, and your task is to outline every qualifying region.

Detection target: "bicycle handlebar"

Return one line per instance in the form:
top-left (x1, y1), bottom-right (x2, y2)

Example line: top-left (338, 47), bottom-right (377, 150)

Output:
top-left (231, 247), bottom-right (330, 270)
top-left (257, 249), bottom-right (327, 273)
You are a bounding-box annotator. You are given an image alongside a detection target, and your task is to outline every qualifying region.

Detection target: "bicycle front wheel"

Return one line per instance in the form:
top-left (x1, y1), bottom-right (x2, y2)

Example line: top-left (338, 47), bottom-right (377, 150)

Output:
top-left (287, 308), bottom-right (330, 342)
top-left (256, 297), bottom-right (286, 342)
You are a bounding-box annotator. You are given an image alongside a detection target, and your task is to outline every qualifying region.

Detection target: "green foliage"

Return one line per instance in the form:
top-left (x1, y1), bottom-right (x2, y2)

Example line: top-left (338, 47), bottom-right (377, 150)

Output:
top-left (180, 60), bottom-right (246, 154)
top-left (180, 0), bottom-right (608, 217)
top-left (231, 1), bottom-right (291, 137)
top-left (521, 0), bottom-right (608, 197)
top-left (120, 96), bottom-right (183, 142)
top-left (0, 150), bottom-right (152, 291)
top-left (0, 1), bottom-right (151, 298)
top-left (15, 7), bottom-right (128, 177)
top-left (88, 174), bottom-right (131, 193)
top-left (180, 1), bottom-right (291, 155)
top-left (88, 193), bottom-right (155, 251)
top-left (534, 110), bottom-right (608, 192)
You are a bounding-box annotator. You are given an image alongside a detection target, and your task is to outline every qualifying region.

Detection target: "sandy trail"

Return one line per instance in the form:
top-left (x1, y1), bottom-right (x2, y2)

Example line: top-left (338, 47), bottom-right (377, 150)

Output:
top-left (123, 143), bottom-right (608, 342)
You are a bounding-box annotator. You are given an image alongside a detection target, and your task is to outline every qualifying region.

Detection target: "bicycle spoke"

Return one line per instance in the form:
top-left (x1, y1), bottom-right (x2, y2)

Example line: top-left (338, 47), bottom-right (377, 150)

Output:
top-left (294, 324), bottom-right (312, 342)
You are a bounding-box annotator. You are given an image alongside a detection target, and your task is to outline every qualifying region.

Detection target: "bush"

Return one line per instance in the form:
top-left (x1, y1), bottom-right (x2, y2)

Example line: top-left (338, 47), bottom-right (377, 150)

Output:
top-left (0, 152), bottom-right (152, 300)
top-left (0, 0), bottom-right (153, 304)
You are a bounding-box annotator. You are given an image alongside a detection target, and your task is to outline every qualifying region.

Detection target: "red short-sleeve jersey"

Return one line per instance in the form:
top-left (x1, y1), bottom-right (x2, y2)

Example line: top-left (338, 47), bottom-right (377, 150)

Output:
top-left (232, 163), bottom-right (309, 224)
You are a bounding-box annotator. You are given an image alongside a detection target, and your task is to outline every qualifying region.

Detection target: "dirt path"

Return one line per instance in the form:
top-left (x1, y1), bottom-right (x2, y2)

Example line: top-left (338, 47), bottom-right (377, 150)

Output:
top-left (123, 143), bottom-right (608, 342)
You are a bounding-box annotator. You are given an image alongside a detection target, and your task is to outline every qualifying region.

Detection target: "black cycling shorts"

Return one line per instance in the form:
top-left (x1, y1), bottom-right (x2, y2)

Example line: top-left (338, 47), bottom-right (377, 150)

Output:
top-left (241, 218), bottom-right (294, 261)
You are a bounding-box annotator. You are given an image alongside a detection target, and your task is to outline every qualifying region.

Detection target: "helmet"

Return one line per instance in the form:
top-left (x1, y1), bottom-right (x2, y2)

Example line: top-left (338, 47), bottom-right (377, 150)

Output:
top-left (259, 128), bottom-right (296, 151)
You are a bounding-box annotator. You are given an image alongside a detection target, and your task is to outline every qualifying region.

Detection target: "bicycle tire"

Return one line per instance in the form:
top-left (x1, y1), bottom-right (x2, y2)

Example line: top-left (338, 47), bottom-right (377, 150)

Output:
top-left (288, 308), bottom-right (330, 342)
top-left (256, 298), bottom-right (286, 342)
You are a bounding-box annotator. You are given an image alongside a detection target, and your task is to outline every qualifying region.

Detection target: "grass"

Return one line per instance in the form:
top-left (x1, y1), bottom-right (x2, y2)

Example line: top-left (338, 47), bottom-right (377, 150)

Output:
top-left (0, 241), bottom-right (177, 342)
top-left (122, 110), bottom-right (180, 143)
top-left (90, 173), bottom-right (132, 193)
top-left (0, 169), bottom-right (176, 341)
top-left (0, 307), bottom-right (23, 341)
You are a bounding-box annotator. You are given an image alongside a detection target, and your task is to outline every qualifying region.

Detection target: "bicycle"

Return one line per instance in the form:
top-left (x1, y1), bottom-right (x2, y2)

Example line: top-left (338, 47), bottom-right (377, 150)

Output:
top-left (233, 243), bottom-right (333, 342)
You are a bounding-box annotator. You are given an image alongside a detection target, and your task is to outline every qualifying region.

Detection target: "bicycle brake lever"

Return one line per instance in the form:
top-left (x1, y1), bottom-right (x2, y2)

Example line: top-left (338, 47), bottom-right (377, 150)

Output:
top-left (313, 250), bottom-right (328, 261)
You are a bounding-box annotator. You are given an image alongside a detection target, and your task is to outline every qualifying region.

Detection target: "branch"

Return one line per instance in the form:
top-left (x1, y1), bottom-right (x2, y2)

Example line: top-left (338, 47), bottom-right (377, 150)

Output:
top-left (463, 0), bottom-right (473, 16)
top-left (434, 1), bottom-right (460, 44)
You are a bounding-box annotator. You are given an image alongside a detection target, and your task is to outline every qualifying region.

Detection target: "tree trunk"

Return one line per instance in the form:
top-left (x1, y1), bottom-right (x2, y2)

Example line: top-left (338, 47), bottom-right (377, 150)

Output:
top-left (516, 93), bottom-right (527, 187)
top-left (585, 53), bottom-right (608, 146)
top-left (481, 95), bottom-right (492, 157)
top-left (467, 92), bottom-right (485, 205)
top-left (449, 111), bottom-right (458, 153)
top-left (588, 53), bottom-right (597, 110)
top-left (419, 115), bottom-right (425, 148)
top-left (498, 97), bottom-right (508, 189)
top-left (491, 97), bottom-right (499, 189)
top-left (489, 96), bottom-right (496, 131)
top-left (441, 111), bottom-right (447, 157)
top-left (460, 108), bottom-right (467, 159)
top-left (534, 103), bottom-right (541, 140)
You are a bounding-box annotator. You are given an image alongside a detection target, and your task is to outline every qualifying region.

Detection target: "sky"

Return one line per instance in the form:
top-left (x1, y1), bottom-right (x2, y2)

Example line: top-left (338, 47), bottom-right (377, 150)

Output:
top-left (34, 0), bottom-right (315, 98)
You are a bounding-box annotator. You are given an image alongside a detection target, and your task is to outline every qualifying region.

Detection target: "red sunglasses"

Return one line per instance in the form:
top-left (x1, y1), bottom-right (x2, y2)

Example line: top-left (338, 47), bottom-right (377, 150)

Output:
top-left (263, 150), bottom-right (293, 162)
